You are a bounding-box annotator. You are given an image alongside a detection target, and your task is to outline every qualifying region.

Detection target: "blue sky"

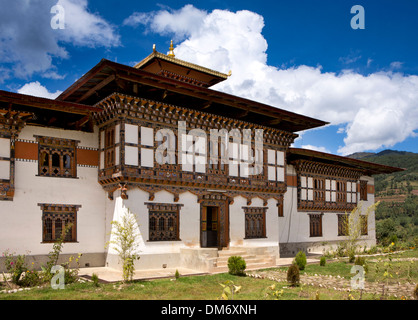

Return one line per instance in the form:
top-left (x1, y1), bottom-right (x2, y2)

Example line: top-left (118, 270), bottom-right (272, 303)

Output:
top-left (1, 0), bottom-right (417, 155)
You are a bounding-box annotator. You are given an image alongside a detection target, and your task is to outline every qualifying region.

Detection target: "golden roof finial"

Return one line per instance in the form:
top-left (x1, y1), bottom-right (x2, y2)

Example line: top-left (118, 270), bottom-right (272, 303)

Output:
top-left (168, 40), bottom-right (175, 57)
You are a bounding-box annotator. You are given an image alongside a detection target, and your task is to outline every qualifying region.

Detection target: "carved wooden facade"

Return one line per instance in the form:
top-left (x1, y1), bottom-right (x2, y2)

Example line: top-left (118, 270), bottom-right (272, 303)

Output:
top-left (0, 109), bottom-right (32, 200)
top-left (94, 93), bottom-right (296, 202)
top-left (292, 159), bottom-right (365, 212)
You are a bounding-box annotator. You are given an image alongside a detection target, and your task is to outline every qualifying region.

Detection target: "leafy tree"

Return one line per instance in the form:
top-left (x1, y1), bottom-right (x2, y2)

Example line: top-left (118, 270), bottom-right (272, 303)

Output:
top-left (106, 208), bottom-right (141, 283)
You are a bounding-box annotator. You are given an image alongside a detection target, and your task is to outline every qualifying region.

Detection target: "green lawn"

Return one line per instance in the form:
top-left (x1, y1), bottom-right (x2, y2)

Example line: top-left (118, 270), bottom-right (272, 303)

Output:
top-left (1, 249), bottom-right (416, 300)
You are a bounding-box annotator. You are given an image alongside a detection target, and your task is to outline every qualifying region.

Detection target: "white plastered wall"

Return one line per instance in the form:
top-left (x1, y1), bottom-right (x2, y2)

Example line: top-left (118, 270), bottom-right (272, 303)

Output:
top-left (229, 195), bottom-right (280, 256)
top-left (104, 189), bottom-right (201, 270)
top-left (0, 126), bottom-right (105, 259)
top-left (279, 165), bottom-right (377, 254)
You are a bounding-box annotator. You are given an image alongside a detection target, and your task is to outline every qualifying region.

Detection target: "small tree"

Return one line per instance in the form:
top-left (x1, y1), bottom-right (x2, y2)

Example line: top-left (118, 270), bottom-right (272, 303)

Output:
top-left (106, 208), bottom-right (141, 283)
top-left (339, 202), bottom-right (379, 256)
top-left (287, 264), bottom-right (300, 286)
top-left (294, 251), bottom-right (307, 270)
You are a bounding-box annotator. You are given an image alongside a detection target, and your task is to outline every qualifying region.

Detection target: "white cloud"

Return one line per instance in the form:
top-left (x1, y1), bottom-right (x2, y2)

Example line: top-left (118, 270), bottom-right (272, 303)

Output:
top-left (18, 81), bottom-right (62, 99)
top-left (301, 145), bottom-right (331, 154)
top-left (128, 5), bottom-right (418, 155)
top-left (0, 0), bottom-right (120, 80)
top-left (57, 0), bottom-right (120, 48)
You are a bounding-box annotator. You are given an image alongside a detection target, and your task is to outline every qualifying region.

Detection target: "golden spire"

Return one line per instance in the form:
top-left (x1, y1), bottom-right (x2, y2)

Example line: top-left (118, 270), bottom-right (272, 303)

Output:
top-left (167, 40), bottom-right (175, 57)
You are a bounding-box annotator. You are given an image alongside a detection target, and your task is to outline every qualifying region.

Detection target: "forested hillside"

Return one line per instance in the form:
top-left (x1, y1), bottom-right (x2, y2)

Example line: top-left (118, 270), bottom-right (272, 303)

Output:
top-left (348, 150), bottom-right (418, 245)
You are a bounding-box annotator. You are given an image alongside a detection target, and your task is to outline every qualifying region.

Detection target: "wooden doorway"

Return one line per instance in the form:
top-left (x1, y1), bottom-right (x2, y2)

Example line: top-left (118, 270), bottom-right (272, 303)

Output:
top-left (199, 193), bottom-right (230, 249)
top-left (201, 206), bottom-right (219, 247)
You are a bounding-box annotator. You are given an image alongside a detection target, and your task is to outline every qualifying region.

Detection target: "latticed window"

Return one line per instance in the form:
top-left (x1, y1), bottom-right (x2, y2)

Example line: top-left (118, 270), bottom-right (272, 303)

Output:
top-left (37, 136), bottom-right (78, 178)
top-left (146, 203), bottom-right (182, 241)
top-left (313, 178), bottom-right (325, 201)
top-left (338, 214), bottom-right (349, 236)
top-left (105, 127), bottom-right (115, 167)
top-left (360, 215), bottom-right (368, 235)
top-left (244, 207), bottom-right (267, 239)
top-left (39, 204), bottom-right (80, 243)
top-left (360, 180), bottom-right (368, 201)
top-left (309, 214), bottom-right (323, 237)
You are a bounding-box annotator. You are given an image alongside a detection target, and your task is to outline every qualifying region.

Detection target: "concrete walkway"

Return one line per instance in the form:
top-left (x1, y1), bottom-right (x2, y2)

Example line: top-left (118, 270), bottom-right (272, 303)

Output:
top-left (77, 256), bottom-right (320, 283)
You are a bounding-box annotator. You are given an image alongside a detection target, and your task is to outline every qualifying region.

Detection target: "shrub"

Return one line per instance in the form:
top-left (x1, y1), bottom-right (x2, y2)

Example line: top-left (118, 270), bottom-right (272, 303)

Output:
top-left (348, 251), bottom-right (356, 263)
top-left (287, 264), bottom-right (300, 286)
top-left (294, 251), bottom-right (307, 270)
top-left (20, 270), bottom-right (42, 287)
top-left (227, 256), bottom-right (246, 276)
top-left (175, 269), bottom-right (180, 279)
top-left (389, 234), bottom-right (398, 245)
top-left (354, 256), bottom-right (365, 266)
top-left (91, 273), bottom-right (100, 287)
top-left (354, 256), bottom-right (368, 273)
top-left (2, 250), bottom-right (28, 285)
top-left (320, 256), bottom-right (326, 267)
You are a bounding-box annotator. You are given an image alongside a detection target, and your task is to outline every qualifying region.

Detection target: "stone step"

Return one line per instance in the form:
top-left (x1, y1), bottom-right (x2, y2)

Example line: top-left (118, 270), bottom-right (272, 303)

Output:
top-left (217, 250), bottom-right (247, 257)
top-left (209, 261), bottom-right (276, 274)
top-left (216, 256), bottom-right (273, 267)
top-left (216, 254), bottom-right (257, 263)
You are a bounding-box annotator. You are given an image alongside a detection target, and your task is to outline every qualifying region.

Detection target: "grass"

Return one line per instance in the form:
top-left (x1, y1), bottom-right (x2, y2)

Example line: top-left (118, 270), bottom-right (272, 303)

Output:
top-left (1, 249), bottom-right (416, 300)
top-left (0, 272), bottom-right (382, 301)
top-left (271, 248), bottom-right (417, 284)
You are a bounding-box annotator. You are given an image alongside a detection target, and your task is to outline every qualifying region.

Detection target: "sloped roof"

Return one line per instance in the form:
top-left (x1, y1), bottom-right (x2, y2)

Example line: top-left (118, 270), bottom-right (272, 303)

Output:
top-left (56, 58), bottom-right (328, 133)
top-left (288, 148), bottom-right (405, 175)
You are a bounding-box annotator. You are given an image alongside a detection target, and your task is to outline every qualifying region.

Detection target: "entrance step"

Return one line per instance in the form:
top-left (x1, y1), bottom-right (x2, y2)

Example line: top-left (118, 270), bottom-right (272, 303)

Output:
top-left (208, 247), bottom-right (277, 273)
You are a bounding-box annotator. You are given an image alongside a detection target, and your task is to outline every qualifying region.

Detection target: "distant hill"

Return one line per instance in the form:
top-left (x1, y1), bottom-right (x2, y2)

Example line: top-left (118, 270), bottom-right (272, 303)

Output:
top-left (347, 152), bottom-right (375, 160)
top-left (351, 150), bottom-right (418, 245)
top-left (347, 149), bottom-right (416, 161)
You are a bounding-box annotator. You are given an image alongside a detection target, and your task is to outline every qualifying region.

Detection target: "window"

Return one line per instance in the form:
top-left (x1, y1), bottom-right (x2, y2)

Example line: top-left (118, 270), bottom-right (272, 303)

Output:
top-left (360, 215), bottom-right (368, 235)
top-left (314, 178), bottom-right (325, 201)
top-left (300, 176), bottom-right (314, 201)
top-left (146, 203), bottom-right (182, 241)
top-left (37, 136), bottom-right (78, 178)
top-left (338, 214), bottom-right (349, 236)
top-left (309, 214), bottom-right (323, 237)
top-left (39, 204), bottom-right (80, 243)
top-left (243, 207), bottom-right (267, 239)
top-left (360, 180), bottom-right (368, 201)
top-left (267, 149), bottom-right (285, 182)
top-left (277, 200), bottom-right (284, 217)
top-left (105, 127), bottom-right (115, 167)
top-left (336, 181), bottom-right (347, 203)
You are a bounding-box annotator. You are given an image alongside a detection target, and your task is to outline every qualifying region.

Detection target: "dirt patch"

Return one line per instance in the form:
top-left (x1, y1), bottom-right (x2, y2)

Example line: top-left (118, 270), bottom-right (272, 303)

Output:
top-left (248, 269), bottom-right (416, 300)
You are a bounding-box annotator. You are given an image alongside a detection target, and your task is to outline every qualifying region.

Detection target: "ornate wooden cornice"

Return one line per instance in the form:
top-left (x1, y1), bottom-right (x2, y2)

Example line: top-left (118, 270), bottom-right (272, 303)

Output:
top-left (93, 93), bottom-right (297, 147)
top-left (292, 159), bottom-right (363, 180)
top-left (103, 181), bottom-right (285, 205)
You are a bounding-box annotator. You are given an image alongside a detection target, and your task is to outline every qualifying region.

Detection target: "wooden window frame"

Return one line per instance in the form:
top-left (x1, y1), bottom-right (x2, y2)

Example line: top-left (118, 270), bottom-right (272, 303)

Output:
top-left (337, 214), bottom-right (349, 236)
top-left (277, 200), bottom-right (284, 217)
top-left (36, 136), bottom-right (78, 178)
top-left (360, 180), bottom-right (368, 201)
top-left (313, 177), bottom-right (325, 202)
top-left (146, 203), bottom-right (182, 241)
top-left (309, 213), bottom-right (323, 237)
top-left (104, 127), bottom-right (115, 168)
top-left (360, 215), bottom-right (368, 236)
top-left (39, 203), bottom-right (80, 243)
top-left (243, 207), bottom-right (267, 239)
